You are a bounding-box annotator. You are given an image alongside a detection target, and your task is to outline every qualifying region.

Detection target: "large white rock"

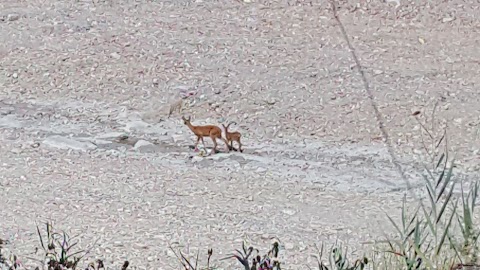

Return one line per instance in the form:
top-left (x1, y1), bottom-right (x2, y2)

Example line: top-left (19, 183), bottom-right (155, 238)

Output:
top-left (42, 135), bottom-right (97, 151)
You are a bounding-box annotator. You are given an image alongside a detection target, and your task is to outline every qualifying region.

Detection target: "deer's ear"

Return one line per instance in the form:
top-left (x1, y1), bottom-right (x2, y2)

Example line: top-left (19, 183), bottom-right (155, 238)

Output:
top-left (187, 116), bottom-right (191, 121)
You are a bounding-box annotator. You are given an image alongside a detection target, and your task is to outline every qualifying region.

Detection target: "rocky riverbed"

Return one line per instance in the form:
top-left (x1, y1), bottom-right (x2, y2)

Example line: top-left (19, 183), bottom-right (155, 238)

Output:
top-left (0, 0), bottom-right (479, 269)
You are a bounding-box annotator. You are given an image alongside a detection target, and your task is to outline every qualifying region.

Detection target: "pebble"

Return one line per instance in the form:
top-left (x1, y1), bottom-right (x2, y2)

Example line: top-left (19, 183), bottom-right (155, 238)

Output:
top-left (113, 241), bottom-right (124, 247)
top-left (10, 148), bottom-right (22, 154)
top-left (255, 167), bottom-right (267, 173)
top-left (210, 102), bottom-right (221, 109)
top-left (134, 243), bottom-right (148, 249)
top-left (7, 13), bottom-right (20, 21)
top-left (110, 52), bottom-right (121, 59)
top-left (282, 209), bottom-right (296, 216)
top-left (125, 121), bottom-right (150, 131)
top-left (191, 156), bottom-right (204, 163)
top-left (442, 17), bottom-right (455, 23)
top-left (265, 98), bottom-right (276, 105)
top-left (171, 134), bottom-right (185, 143)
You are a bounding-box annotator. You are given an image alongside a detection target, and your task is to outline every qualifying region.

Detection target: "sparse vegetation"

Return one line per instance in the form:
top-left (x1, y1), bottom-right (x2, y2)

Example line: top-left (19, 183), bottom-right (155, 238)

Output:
top-left (0, 222), bottom-right (125, 270)
top-left (1, 112), bottom-right (479, 269)
top-left (1, 156), bottom-right (478, 269)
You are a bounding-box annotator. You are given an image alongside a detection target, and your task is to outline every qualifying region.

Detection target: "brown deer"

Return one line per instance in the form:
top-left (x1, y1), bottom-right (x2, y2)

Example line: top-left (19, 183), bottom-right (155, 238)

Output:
top-left (222, 121), bottom-right (243, 153)
top-left (182, 116), bottom-right (229, 154)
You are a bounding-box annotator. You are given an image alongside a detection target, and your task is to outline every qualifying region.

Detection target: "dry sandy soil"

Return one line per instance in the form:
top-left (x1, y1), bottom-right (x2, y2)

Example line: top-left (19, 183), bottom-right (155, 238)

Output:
top-left (1, 0), bottom-right (479, 269)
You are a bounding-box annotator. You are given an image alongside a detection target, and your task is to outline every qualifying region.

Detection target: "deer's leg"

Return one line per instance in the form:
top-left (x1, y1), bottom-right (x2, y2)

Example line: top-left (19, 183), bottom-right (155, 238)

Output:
top-left (223, 137), bottom-right (230, 152)
top-left (210, 135), bottom-right (218, 155)
top-left (200, 137), bottom-right (206, 149)
top-left (238, 138), bottom-right (243, 153)
top-left (194, 136), bottom-right (201, 151)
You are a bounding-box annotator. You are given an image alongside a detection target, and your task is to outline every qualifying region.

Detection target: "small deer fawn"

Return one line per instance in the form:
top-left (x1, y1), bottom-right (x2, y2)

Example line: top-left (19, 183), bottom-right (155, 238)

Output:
top-left (222, 121), bottom-right (243, 153)
top-left (182, 116), bottom-right (229, 154)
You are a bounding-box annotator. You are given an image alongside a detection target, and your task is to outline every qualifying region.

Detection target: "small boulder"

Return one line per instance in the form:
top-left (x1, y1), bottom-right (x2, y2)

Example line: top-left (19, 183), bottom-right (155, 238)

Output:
top-left (7, 13), bottom-right (20, 21)
top-left (134, 140), bottom-right (153, 149)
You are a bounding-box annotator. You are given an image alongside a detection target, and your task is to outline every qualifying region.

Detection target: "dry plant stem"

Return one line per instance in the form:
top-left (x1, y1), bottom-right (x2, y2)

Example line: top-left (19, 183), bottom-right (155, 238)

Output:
top-left (329, 0), bottom-right (415, 195)
top-left (415, 113), bottom-right (433, 162)
top-left (222, 121), bottom-right (243, 153)
top-left (431, 101), bottom-right (439, 153)
top-left (181, 116), bottom-right (229, 154)
top-left (220, 243), bottom-right (255, 270)
top-left (413, 102), bottom-right (448, 171)
top-left (207, 248), bottom-right (213, 269)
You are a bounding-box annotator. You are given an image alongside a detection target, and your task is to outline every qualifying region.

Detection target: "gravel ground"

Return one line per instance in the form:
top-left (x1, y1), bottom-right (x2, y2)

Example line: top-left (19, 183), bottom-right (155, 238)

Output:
top-left (1, 0), bottom-right (479, 269)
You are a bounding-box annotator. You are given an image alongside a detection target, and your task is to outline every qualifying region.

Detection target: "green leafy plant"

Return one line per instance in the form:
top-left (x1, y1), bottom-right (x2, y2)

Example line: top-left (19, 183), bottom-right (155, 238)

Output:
top-left (449, 180), bottom-right (480, 268)
top-left (221, 241), bottom-right (282, 270)
top-left (311, 243), bottom-right (368, 270)
top-left (378, 106), bottom-right (480, 269)
top-left (33, 221), bottom-right (115, 270)
top-left (36, 222), bottom-right (83, 269)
